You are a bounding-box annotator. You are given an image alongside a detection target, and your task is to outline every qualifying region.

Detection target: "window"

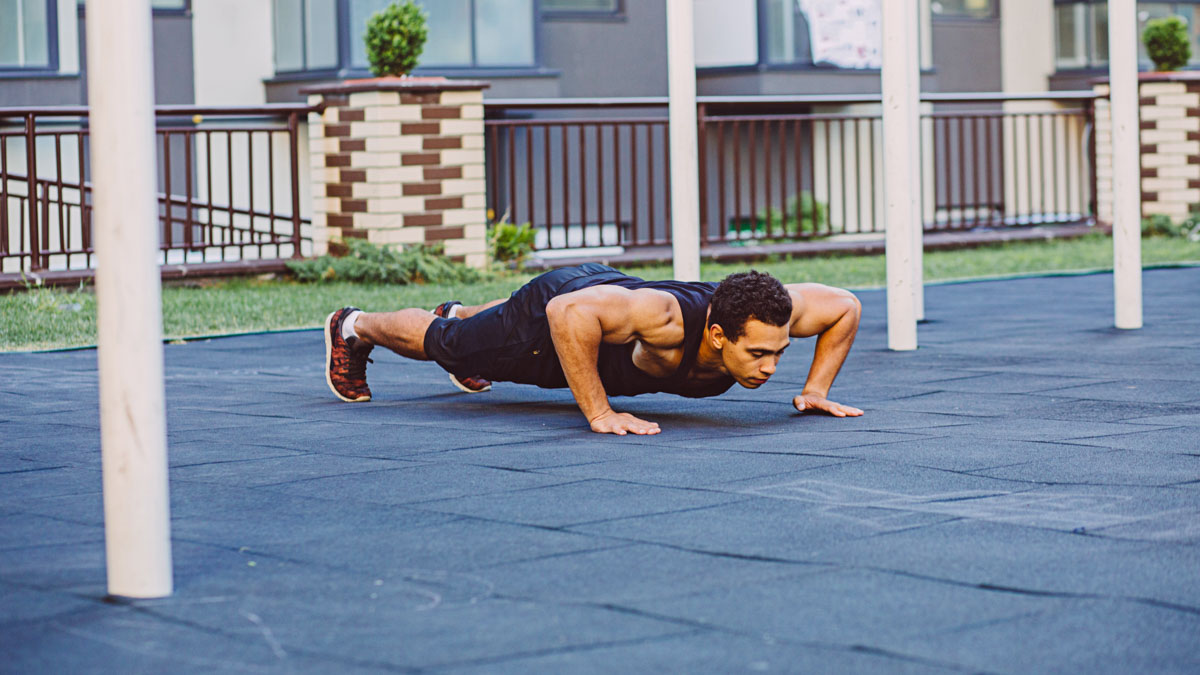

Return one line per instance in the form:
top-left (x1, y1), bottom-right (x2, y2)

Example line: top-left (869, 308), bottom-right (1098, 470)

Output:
top-left (407, 0), bottom-right (534, 68)
top-left (273, 0), bottom-right (535, 74)
top-left (76, 1), bottom-right (190, 10)
top-left (931, 0), bottom-right (995, 19)
top-left (1, 0), bottom-right (54, 69)
top-left (1055, 1), bottom-right (1200, 69)
top-left (764, 0), bottom-right (811, 65)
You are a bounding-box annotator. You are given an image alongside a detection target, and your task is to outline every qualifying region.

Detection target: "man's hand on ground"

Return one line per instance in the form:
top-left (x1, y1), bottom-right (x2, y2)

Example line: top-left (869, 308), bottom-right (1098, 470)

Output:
top-left (793, 393), bottom-right (863, 417)
top-left (589, 410), bottom-right (661, 435)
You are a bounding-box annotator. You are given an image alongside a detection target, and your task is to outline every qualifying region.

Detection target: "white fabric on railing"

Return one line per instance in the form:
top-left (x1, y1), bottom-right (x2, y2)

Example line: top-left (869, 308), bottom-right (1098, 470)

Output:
top-left (798, 0), bottom-right (882, 70)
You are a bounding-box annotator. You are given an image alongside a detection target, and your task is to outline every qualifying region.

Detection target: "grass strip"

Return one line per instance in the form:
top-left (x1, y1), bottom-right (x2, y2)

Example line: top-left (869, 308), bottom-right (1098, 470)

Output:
top-left (3, 233), bottom-right (1199, 352)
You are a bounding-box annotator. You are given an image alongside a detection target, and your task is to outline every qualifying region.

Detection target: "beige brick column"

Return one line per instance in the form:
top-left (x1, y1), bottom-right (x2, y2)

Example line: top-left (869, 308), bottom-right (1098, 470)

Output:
top-left (302, 78), bottom-right (489, 267)
top-left (1094, 72), bottom-right (1200, 225)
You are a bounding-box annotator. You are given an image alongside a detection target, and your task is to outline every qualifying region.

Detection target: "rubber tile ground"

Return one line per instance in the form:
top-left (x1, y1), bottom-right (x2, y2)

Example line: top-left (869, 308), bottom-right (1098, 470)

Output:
top-left (2, 267), bottom-right (1199, 673)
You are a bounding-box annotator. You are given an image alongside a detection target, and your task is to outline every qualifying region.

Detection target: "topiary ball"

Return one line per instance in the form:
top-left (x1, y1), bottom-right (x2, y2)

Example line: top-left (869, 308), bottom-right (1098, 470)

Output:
top-left (363, 1), bottom-right (428, 77)
top-left (1143, 16), bottom-right (1192, 72)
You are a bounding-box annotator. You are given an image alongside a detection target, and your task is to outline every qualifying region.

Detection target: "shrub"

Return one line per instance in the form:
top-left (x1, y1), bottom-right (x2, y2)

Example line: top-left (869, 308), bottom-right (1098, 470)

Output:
top-left (1143, 16), bottom-right (1191, 72)
top-left (1141, 213), bottom-right (1200, 240)
top-left (728, 191), bottom-right (828, 241)
top-left (489, 219), bottom-right (537, 264)
top-left (363, 1), bottom-right (428, 77)
top-left (286, 239), bottom-right (481, 285)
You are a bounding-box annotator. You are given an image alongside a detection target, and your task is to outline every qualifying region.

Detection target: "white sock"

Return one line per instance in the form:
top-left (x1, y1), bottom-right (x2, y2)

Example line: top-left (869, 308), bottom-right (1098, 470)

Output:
top-left (448, 304), bottom-right (463, 319)
top-left (341, 310), bottom-right (363, 341)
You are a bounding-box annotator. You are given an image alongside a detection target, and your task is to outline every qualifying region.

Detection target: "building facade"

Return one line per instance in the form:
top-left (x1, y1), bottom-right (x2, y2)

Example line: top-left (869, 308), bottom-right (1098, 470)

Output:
top-left (7, 1), bottom-right (1194, 107)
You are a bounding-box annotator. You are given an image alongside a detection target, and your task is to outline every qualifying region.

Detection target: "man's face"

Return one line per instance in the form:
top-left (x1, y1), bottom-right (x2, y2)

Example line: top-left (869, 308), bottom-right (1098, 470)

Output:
top-left (716, 319), bottom-right (791, 388)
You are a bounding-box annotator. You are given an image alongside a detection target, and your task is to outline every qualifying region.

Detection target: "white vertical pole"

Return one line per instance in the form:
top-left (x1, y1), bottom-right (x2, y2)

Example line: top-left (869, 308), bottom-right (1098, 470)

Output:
top-left (1109, 0), bottom-right (1142, 329)
top-left (882, 0), bottom-right (919, 350)
top-left (666, 0), bottom-right (701, 281)
top-left (87, 0), bottom-right (173, 598)
top-left (908, 3), bottom-right (925, 321)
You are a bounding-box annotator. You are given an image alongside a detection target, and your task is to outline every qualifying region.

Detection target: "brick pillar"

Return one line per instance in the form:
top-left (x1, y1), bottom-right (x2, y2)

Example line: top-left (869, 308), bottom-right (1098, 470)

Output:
top-left (1094, 72), bottom-right (1200, 225)
top-left (302, 78), bottom-right (490, 267)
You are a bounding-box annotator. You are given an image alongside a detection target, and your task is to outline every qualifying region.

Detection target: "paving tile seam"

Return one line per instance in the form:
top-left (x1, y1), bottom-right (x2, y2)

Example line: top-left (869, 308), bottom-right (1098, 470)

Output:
top-left (959, 471), bottom-right (1200, 490)
top-left (45, 618), bottom-right (297, 674)
top-left (546, 594), bottom-right (988, 674)
top-left (838, 643), bottom-right (986, 674)
top-left (859, 565), bottom-right (1200, 618)
top-left (114, 604), bottom-right (422, 674)
top-left (917, 607), bottom-right (1057, 641)
top-left (238, 460), bottom-right (443, 488)
top-left (165, 532), bottom-right (486, 583)
top-left (555, 497), bottom-right (756, 530)
top-left (692, 460), bottom-right (861, 490)
top-left (467, 542), bottom-right (640, 572)
top-left (383, 478), bottom-right (594, 509)
top-left (422, 628), bottom-right (704, 672)
top-left (169, 453), bottom-right (313, 470)
top-left (0, 465), bottom-right (70, 476)
top-left (170, 406), bottom-right (303, 421)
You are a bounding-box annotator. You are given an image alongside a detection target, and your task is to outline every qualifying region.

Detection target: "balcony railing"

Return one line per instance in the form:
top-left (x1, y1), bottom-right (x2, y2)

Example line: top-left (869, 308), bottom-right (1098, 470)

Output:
top-left (0, 105), bottom-right (313, 287)
top-left (484, 92), bottom-right (1097, 252)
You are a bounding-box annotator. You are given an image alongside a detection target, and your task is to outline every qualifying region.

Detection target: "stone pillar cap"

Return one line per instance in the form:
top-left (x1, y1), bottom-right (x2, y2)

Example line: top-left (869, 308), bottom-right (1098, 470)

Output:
top-left (1092, 71), bottom-right (1200, 85)
top-left (300, 76), bottom-right (490, 96)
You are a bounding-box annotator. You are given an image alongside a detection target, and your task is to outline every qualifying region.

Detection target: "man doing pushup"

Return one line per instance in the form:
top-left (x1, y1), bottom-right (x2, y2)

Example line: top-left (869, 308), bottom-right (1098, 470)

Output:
top-left (324, 263), bottom-right (863, 435)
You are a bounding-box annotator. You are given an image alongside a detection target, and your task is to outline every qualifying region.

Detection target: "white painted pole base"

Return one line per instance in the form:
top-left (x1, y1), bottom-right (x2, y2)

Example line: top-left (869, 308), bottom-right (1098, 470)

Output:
top-left (667, 0), bottom-right (701, 282)
top-left (87, 0), bottom-right (173, 598)
top-left (1109, 0), bottom-right (1142, 329)
top-left (882, 0), bottom-right (920, 350)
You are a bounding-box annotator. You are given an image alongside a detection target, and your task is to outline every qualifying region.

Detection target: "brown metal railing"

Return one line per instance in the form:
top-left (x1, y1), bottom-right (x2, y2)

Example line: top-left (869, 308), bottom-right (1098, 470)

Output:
top-left (0, 105), bottom-right (313, 285)
top-left (485, 93), bottom-right (1097, 251)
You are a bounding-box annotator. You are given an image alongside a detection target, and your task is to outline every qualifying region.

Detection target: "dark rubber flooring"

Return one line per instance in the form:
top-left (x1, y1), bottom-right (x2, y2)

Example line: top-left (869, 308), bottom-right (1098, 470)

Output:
top-left (2, 267), bottom-right (1199, 673)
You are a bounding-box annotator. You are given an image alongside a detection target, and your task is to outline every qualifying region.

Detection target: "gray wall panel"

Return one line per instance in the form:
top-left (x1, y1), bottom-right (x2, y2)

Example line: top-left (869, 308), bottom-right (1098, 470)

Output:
top-left (931, 18), bottom-right (1002, 93)
top-left (540, 4), bottom-right (667, 97)
top-left (79, 11), bottom-right (195, 106)
top-left (0, 77), bottom-right (83, 106)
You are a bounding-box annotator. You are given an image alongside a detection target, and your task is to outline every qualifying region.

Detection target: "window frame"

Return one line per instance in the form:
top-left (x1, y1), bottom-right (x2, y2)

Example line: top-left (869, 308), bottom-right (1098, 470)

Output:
top-left (76, 0), bottom-right (192, 16)
top-left (930, 0), bottom-right (998, 21)
top-left (540, 0), bottom-right (623, 21)
top-left (0, 0), bottom-right (60, 74)
top-left (271, 0), bottom-right (543, 78)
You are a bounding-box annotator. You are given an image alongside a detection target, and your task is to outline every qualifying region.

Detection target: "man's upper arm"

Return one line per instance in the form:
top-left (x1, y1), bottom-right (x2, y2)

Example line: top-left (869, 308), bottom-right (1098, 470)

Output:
top-left (546, 286), bottom-right (682, 346)
top-left (785, 283), bottom-right (862, 337)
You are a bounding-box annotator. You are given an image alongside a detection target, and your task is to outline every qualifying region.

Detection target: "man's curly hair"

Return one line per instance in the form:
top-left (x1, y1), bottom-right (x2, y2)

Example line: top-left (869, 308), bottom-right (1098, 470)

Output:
top-left (707, 270), bottom-right (792, 342)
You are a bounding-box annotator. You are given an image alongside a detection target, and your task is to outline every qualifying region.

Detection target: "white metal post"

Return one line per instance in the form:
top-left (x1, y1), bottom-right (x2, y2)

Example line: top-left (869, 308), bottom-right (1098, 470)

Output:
top-left (908, 3), bottom-right (925, 321)
top-left (666, 0), bottom-right (701, 281)
top-left (86, 0), bottom-right (173, 598)
top-left (1109, 0), bottom-right (1142, 329)
top-left (882, 0), bottom-right (919, 350)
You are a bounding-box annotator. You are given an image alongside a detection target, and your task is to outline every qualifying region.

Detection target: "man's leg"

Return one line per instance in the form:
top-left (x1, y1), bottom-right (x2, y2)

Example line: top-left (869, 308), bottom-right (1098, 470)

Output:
top-left (325, 306), bottom-right (436, 403)
top-left (455, 298), bottom-right (506, 320)
top-left (353, 308), bottom-right (436, 360)
top-left (429, 298), bottom-right (507, 393)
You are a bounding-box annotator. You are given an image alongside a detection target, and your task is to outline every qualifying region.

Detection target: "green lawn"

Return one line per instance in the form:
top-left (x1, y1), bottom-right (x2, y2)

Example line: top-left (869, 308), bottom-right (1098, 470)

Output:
top-left (3, 233), bottom-right (1198, 352)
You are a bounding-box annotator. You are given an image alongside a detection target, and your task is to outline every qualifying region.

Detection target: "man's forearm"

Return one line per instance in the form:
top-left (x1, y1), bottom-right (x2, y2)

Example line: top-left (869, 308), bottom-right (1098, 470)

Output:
top-left (799, 302), bottom-right (860, 397)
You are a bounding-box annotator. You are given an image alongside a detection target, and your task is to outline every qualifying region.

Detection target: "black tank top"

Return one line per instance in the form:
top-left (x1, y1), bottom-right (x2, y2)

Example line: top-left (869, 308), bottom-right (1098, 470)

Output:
top-left (559, 269), bottom-right (736, 398)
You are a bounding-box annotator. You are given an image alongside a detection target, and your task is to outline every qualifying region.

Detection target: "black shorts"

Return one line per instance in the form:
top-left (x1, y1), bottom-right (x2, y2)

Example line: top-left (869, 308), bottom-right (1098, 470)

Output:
top-left (422, 263), bottom-right (627, 388)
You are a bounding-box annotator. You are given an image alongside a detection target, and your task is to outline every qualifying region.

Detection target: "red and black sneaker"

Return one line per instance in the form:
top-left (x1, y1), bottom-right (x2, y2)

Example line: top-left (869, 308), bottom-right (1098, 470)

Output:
top-left (324, 307), bottom-right (374, 402)
top-left (432, 300), bottom-right (492, 393)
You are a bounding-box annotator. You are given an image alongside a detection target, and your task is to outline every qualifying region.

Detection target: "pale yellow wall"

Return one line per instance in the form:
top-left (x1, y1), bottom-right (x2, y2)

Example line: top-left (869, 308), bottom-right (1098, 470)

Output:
top-left (191, 0), bottom-right (273, 105)
top-left (1001, 0), bottom-right (1055, 94)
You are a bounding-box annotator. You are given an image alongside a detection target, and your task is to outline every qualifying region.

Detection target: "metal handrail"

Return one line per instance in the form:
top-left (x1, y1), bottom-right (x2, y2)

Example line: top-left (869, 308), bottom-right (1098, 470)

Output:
top-left (0, 104), bottom-right (318, 119)
top-left (484, 91), bottom-right (1100, 109)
